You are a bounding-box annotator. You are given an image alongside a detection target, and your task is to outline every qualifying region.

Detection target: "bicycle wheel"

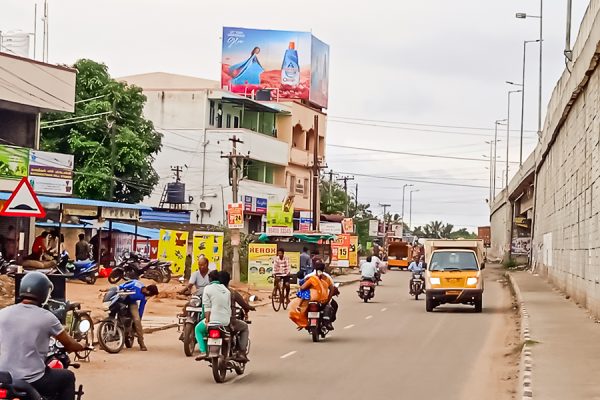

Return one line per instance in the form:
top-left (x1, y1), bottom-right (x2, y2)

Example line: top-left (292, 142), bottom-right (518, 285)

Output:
top-left (271, 285), bottom-right (282, 312)
top-left (282, 285), bottom-right (289, 310)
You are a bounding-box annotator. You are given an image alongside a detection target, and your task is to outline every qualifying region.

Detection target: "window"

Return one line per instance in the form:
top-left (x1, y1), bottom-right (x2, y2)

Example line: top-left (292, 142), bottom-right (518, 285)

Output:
top-left (289, 174), bottom-right (296, 192)
top-left (217, 104), bottom-right (223, 128)
top-left (303, 178), bottom-right (309, 198)
top-left (233, 116), bottom-right (239, 128)
top-left (226, 114), bottom-right (231, 128)
top-left (244, 160), bottom-right (275, 184)
top-left (209, 101), bottom-right (215, 126)
top-left (429, 252), bottom-right (479, 271)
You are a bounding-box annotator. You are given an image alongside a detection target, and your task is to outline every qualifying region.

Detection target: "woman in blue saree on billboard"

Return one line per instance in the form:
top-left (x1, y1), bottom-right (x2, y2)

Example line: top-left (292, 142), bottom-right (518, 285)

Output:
top-left (229, 47), bottom-right (264, 85)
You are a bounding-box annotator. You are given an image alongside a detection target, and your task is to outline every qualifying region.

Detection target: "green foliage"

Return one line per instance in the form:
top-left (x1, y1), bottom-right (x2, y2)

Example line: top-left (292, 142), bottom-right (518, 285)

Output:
top-left (411, 221), bottom-right (476, 239)
top-left (41, 59), bottom-right (162, 202)
top-left (503, 257), bottom-right (518, 269)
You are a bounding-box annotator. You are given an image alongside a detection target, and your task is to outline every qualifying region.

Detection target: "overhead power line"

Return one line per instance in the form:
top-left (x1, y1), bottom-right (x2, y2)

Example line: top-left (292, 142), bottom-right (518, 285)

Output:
top-left (335, 171), bottom-right (489, 189)
top-left (328, 144), bottom-right (520, 164)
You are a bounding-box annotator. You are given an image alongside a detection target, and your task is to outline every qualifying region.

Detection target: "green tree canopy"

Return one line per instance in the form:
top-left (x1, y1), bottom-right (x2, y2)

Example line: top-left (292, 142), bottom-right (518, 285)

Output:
top-left (41, 59), bottom-right (162, 203)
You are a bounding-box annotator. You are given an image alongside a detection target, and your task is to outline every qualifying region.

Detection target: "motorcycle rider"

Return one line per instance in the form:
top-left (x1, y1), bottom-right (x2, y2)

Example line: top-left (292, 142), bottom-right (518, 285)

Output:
top-left (179, 256), bottom-right (213, 296)
top-left (408, 255), bottom-right (425, 292)
top-left (304, 262), bottom-right (338, 330)
top-left (360, 256), bottom-right (377, 282)
top-left (118, 279), bottom-right (159, 351)
top-left (0, 271), bottom-right (86, 400)
top-left (218, 271), bottom-right (254, 361)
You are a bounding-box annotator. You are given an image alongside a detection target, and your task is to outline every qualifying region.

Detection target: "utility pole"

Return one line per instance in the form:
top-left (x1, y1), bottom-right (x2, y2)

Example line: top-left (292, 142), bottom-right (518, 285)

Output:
top-left (354, 183), bottom-right (358, 216)
top-left (108, 99), bottom-right (117, 201)
top-left (327, 170), bottom-right (337, 207)
top-left (401, 184), bottom-right (414, 219)
top-left (171, 165), bottom-right (183, 182)
top-left (221, 135), bottom-right (246, 282)
top-left (409, 189), bottom-right (419, 228)
top-left (337, 175), bottom-right (355, 216)
top-left (379, 203), bottom-right (391, 233)
top-left (311, 115), bottom-right (321, 231)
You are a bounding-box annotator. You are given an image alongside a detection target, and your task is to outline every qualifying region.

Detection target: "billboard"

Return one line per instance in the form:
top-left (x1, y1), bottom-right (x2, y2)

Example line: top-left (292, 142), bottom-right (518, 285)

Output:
top-left (192, 231), bottom-right (224, 272)
top-left (266, 201), bottom-right (294, 236)
top-left (221, 27), bottom-right (330, 108)
top-left (158, 229), bottom-right (189, 275)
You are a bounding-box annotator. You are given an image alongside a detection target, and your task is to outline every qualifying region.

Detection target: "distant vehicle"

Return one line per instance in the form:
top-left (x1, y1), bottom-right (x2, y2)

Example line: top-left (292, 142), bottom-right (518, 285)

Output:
top-left (385, 237), bottom-right (412, 270)
top-left (424, 239), bottom-right (485, 313)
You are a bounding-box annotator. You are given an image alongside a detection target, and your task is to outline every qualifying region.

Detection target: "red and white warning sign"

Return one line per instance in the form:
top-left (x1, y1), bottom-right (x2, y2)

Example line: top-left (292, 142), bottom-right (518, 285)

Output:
top-left (0, 177), bottom-right (46, 218)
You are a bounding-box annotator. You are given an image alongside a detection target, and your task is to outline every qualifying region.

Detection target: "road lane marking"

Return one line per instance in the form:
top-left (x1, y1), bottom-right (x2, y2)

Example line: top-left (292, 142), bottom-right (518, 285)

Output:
top-left (343, 324), bottom-right (355, 330)
top-left (280, 351), bottom-right (297, 359)
top-left (226, 372), bottom-right (251, 384)
top-left (365, 315), bottom-right (373, 320)
top-left (381, 307), bottom-right (387, 312)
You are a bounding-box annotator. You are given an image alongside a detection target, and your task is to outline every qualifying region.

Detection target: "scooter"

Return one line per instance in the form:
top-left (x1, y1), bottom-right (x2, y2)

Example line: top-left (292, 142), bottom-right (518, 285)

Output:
top-left (358, 278), bottom-right (376, 302)
top-left (53, 251), bottom-right (98, 285)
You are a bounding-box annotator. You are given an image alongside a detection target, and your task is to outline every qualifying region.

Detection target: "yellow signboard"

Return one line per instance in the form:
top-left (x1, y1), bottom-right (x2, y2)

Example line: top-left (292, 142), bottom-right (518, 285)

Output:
top-left (158, 229), bottom-right (189, 275)
top-left (349, 235), bottom-right (359, 267)
top-left (248, 243), bottom-right (277, 287)
top-left (192, 231), bottom-right (224, 272)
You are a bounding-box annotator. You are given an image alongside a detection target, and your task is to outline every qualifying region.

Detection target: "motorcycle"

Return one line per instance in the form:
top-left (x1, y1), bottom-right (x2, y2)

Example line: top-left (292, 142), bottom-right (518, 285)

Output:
top-left (46, 299), bottom-right (94, 362)
top-left (203, 303), bottom-right (254, 383)
top-left (108, 253), bottom-right (171, 284)
top-left (179, 293), bottom-right (203, 357)
top-left (97, 287), bottom-right (137, 354)
top-left (0, 252), bottom-right (17, 275)
top-left (374, 270), bottom-right (382, 286)
top-left (306, 283), bottom-right (340, 342)
top-left (358, 278), bottom-right (376, 302)
top-left (409, 271), bottom-right (425, 300)
top-left (52, 251), bottom-right (98, 285)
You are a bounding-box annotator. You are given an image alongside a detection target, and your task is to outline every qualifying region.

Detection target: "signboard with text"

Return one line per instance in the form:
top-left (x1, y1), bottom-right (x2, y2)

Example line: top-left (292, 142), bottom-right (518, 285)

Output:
top-left (330, 234), bottom-right (350, 268)
top-left (320, 222), bottom-right (342, 235)
top-left (266, 202), bottom-right (293, 236)
top-left (227, 202), bottom-right (244, 228)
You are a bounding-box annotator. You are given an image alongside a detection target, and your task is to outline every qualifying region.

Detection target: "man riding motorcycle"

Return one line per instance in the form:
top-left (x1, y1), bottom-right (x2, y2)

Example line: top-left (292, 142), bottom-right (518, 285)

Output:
top-left (0, 271), bottom-right (87, 400)
top-left (305, 262), bottom-right (338, 330)
top-left (408, 255), bottom-right (425, 292)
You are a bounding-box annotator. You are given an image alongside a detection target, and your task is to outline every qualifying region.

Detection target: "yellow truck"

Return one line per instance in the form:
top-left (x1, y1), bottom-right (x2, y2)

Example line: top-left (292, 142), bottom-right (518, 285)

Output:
top-left (424, 239), bottom-right (485, 313)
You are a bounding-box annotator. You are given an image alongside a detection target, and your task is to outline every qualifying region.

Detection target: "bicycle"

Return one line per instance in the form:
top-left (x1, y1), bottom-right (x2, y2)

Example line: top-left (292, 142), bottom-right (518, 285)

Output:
top-left (271, 274), bottom-right (290, 312)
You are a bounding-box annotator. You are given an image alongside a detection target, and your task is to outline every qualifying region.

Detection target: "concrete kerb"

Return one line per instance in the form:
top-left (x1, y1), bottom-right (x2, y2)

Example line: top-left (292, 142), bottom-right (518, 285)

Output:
top-left (507, 272), bottom-right (534, 400)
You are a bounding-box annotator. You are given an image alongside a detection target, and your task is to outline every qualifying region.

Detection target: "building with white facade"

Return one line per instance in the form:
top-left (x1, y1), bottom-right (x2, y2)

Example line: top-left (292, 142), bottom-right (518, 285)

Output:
top-left (119, 72), bottom-right (326, 232)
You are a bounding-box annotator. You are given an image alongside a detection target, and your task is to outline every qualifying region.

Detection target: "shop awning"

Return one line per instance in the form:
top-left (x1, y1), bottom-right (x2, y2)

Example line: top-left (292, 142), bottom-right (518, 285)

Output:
top-left (0, 192), bottom-right (152, 211)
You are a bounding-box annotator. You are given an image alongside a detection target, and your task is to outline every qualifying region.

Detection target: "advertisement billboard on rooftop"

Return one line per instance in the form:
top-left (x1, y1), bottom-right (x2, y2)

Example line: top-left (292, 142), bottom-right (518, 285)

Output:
top-left (221, 27), bottom-right (329, 108)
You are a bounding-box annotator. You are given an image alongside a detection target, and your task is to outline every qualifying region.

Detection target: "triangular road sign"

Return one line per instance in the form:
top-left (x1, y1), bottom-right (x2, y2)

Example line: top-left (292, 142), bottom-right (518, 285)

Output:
top-left (0, 177), bottom-right (46, 218)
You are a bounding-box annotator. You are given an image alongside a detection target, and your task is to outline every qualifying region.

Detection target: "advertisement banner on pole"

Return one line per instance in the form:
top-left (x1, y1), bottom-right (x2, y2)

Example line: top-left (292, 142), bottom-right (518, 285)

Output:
top-left (227, 202), bottom-right (244, 228)
top-left (192, 231), bottom-right (224, 272)
top-left (158, 229), bottom-right (189, 275)
top-left (299, 211), bottom-right (312, 232)
top-left (368, 219), bottom-right (379, 237)
top-left (266, 202), bottom-right (293, 236)
top-left (342, 218), bottom-right (354, 234)
top-left (248, 243), bottom-right (277, 287)
top-left (349, 235), bottom-right (359, 267)
top-left (320, 222), bottom-right (342, 235)
top-left (221, 27), bottom-right (329, 108)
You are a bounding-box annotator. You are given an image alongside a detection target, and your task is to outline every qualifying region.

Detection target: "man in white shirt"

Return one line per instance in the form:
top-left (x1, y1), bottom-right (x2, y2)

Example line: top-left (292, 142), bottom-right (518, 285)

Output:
top-left (360, 256), bottom-right (378, 280)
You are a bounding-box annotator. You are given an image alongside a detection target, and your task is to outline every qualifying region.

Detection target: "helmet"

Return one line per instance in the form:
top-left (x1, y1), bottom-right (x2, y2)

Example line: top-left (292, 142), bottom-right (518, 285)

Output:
top-left (19, 272), bottom-right (53, 305)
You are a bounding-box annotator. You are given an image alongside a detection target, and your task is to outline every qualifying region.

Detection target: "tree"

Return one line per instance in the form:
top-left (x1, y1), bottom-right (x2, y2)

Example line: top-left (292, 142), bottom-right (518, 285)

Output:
top-left (41, 59), bottom-right (162, 203)
top-left (411, 221), bottom-right (475, 239)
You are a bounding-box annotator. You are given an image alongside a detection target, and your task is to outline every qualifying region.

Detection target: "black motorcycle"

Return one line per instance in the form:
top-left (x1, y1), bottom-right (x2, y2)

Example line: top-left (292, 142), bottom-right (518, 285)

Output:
top-left (203, 304), bottom-right (254, 383)
top-left (179, 293), bottom-right (203, 357)
top-left (46, 299), bottom-right (94, 362)
top-left (409, 271), bottom-right (425, 300)
top-left (97, 287), bottom-right (136, 354)
top-left (306, 283), bottom-right (340, 342)
top-left (108, 253), bottom-right (171, 284)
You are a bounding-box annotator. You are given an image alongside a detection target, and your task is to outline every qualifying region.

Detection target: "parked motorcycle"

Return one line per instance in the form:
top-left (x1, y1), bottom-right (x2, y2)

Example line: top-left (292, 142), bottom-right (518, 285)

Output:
top-left (51, 251), bottom-right (98, 285)
top-left (358, 278), bottom-right (376, 303)
top-left (203, 304), bottom-right (254, 383)
top-left (409, 271), bottom-right (425, 300)
top-left (179, 293), bottom-right (203, 357)
top-left (108, 252), bottom-right (171, 284)
top-left (0, 252), bottom-right (17, 275)
top-left (97, 287), bottom-right (136, 354)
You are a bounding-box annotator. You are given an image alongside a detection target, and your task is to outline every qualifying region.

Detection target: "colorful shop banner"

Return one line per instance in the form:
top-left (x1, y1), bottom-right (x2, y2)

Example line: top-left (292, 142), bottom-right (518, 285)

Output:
top-left (342, 218), bottom-right (354, 234)
top-left (29, 150), bottom-right (74, 196)
top-left (221, 27), bottom-right (330, 108)
top-left (243, 195), bottom-right (268, 214)
top-left (0, 145), bottom-right (29, 180)
top-left (299, 211), bottom-right (313, 232)
top-left (158, 229), bottom-right (189, 275)
top-left (134, 239), bottom-right (159, 260)
top-left (266, 201), bottom-right (294, 236)
top-left (192, 231), bottom-right (224, 272)
top-left (511, 237), bottom-right (531, 256)
top-left (227, 202), bottom-right (244, 228)
top-left (331, 234), bottom-right (351, 268)
top-left (349, 235), bottom-right (359, 267)
top-left (248, 243), bottom-right (277, 287)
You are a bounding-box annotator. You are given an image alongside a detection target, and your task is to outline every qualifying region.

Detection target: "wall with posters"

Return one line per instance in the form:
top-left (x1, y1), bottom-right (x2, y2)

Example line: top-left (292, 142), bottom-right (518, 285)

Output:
top-left (221, 27), bottom-right (330, 108)
top-left (331, 234), bottom-right (350, 268)
top-left (192, 231), bottom-right (224, 272)
top-left (158, 229), bottom-right (189, 275)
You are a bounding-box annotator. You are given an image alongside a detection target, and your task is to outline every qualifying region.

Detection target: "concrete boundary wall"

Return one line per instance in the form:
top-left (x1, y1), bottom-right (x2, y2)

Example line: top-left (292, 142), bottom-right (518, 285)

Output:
top-left (530, 0), bottom-right (600, 316)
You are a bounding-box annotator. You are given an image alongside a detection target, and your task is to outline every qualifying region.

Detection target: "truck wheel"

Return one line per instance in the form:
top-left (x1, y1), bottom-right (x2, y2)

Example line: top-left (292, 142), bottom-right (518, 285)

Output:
top-left (474, 298), bottom-right (483, 313)
top-left (425, 296), bottom-right (434, 312)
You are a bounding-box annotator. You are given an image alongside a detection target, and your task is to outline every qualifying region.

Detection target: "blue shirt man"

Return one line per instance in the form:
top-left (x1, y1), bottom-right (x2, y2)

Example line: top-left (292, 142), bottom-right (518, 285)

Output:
top-left (299, 247), bottom-right (313, 274)
top-left (118, 280), bottom-right (159, 351)
top-left (408, 258), bottom-right (424, 273)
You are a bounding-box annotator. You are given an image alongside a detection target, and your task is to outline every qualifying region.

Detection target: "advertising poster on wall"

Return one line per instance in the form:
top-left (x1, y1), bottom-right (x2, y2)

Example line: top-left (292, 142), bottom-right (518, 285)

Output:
top-left (342, 218), bottom-right (354, 234)
top-left (368, 219), bottom-right (379, 237)
top-left (0, 145), bottom-right (29, 180)
top-left (266, 202), bottom-right (294, 236)
top-left (511, 237), bottom-right (531, 256)
top-left (192, 231), bottom-right (224, 272)
top-left (248, 243), bottom-right (277, 287)
top-left (331, 234), bottom-right (351, 268)
top-left (221, 27), bottom-right (330, 108)
top-left (135, 239), bottom-right (159, 260)
top-left (158, 229), bottom-right (189, 275)
top-left (227, 202), bottom-right (244, 229)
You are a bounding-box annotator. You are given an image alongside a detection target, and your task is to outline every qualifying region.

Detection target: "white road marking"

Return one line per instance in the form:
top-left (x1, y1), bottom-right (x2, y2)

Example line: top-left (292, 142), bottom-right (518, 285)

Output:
top-left (226, 372), bottom-right (251, 384)
top-left (365, 315), bottom-right (373, 320)
top-left (381, 307), bottom-right (388, 312)
top-left (280, 351), bottom-right (297, 359)
top-left (343, 324), bottom-right (355, 330)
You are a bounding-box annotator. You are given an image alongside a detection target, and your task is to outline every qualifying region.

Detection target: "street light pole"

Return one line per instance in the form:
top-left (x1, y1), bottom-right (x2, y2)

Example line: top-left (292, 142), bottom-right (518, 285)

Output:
top-left (409, 189), bottom-right (419, 229)
top-left (493, 120), bottom-right (507, 198)
top-left (519, 39), bottom-right (540, 165)
top-left (506, 89), bottom-right (522, 188)
top-left (401, 184), bottom-right (413, 220)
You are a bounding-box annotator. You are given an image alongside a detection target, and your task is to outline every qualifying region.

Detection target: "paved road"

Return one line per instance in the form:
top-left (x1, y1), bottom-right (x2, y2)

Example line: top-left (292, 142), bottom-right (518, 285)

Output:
top-left (78, 265), bottom-right (516, 399)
